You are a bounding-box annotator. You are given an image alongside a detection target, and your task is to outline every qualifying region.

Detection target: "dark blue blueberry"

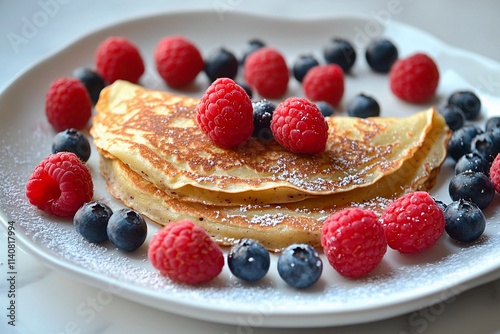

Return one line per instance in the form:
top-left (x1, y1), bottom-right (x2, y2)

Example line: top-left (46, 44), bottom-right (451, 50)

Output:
top-left (238, 81), bottom-right (253, 99)
top-left (471, 132), bottom-right (499, 163)
top-left (434, 199), bottom-right (448, 213)
top-left (292, 54), bottom-right (319, 82)
top-left (204, 47), bottom-right (239, 82)
top-left (448, 90), bottom-right (481, 120)
top-left (447, 125), bottom-right (484, 161)
top-left (365, 38), bottom-right (398, 73)
top-left (347, 93), bottom-right (380, 118)
top-left (316, 101), bottom-right (335, 117)
top-left (323, 38), bottom-right (356, 72)
top-left (73, 67), bottom-right (106, 105)
top-left (449, 171), bottom-right (495, 210)
top-left (277, 244), bottom-right (322, 289)
top-left (240, 39), bottom-right (266, 65)
top-left (52, 128), bottom-right (91, 162)
top-left (107, 208), bottom-right (147, 252)
top-left (228, 238), bottom-right (270, 282)
top-left (444, 200), bottom-right (486, 242)
top-left (455, 152), bottom-right (490, 175)
top-left (74, 202), bottom-right (113, 243)
top-left (438, 104), bottom-right (465, 131)
top-left (485, 117), bottom-right (500, 132)
top-left (252, 99), bottom-right (275, 142)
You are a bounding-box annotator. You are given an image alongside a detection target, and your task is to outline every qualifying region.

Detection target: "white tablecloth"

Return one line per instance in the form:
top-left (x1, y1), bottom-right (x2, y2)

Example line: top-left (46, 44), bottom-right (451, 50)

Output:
top-left (1, 1), bottom-right (500, 333)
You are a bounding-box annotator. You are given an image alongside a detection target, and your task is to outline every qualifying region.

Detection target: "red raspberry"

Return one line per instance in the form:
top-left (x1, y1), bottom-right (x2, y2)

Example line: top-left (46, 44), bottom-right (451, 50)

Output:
top-left (389, 53), bottom-right (439, 103)
top-left (154, 36), bottom-right (204, 88)
top-left (321, 208), bottom-right (387, 279)
top-left (45, 77), bottom-right (92, 132)
top-left (196, 78), bottom-right (254, 149)
top-left (381, 191), bottom-right (445, 254)
top-left (270, 97), bottom-right (329, 154)
top-left (25, 152), bottom-right (93, 217)
top-left (302, 64), bottom-right (344, 107)
top-left (489, 153), bottom-right (500, 193)
top-left (148, 220), bottom-right (224, 285)
top-left (243, 47), bottom-right (289, 98)
top-left (95, 36), bottom-right (144, 84)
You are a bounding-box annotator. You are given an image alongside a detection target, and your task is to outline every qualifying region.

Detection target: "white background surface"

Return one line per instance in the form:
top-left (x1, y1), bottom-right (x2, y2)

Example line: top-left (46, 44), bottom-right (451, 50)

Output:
top-left (1, 1), bottom-right (500, 333)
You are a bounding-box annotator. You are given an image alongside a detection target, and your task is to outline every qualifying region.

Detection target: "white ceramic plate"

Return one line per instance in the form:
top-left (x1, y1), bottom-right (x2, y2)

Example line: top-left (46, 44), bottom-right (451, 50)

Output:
top-left (2, 11), bottom-right (500, 328)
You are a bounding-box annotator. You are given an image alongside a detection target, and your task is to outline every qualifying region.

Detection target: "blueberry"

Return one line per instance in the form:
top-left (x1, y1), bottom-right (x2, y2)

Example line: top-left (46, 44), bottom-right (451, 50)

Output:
top-left (449, 171), bottom-right (495, 210)
top-left (447, 125), bottom-right (484, 161)
top-left (365, 38), bottom-right (398, 73)
top-left (347, 93), bottom-right (380, 118)
top-left (52, 128), bottom-right (91, 162)
top-left (471, 132), bottom-right (499, 163)
top-left (240, 39), bottom-right (266, 65)
top-left (73, 67), bottom-right (106, 105)
top-left (444, 200), bottom-right (486, 242)
top-left (434, 199), bottom-right (448, 213)
top-left (292, 54), bottom-right (319, 82)
top-left (204, 47), bottom-right (239, 82)
top-left (455, 152), bottom-right (490, 175)
top-left (107, 208), bottom-right (147, 252)
top-left (238, 81), bottom-right (253, 99)
top-left (316, 101), bottom-right (335, 117)
top-left (252, 99), bottom-right (275, 142)
top-left (438, 104), bottom-right (465, 131)
top-left (74, 202), bottom-right (113, 243)
top-left (448, 90), bottom-right (481, 120)
top-left (485, 117), bottom-right (500, 132)
top-left (323, 38), bottom-right (356, 72)
top-left (277, 244), bottom-right (322, 289)
top-left (228, 238), bottom-right (270, 282)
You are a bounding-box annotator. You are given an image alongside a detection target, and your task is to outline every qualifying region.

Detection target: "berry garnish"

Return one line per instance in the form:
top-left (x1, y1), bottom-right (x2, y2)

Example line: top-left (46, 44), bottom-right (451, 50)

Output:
top-left (204, 47), bottom-right (239, 82)
top-left (196, 78), bottom-right (254, 149)
top-left (95, 36), bottom-right (144, 84)
top-left (455, 152), bottom-right (490, 176)
top-left (243, 47), bottom-right (289, 98)
top-left (389, 53), bottom-right (439, 103)
top-left (316, 101), bottom-right (335, 117)
top-left (74, 201), bottom-right (113, 243)
top-left (438, 104), bottom-right (465, 131)
top-left (448, 90), bottom-right (481, 120)
top-left (45, 77), bottom-right (92, 132)
top-left (444, 200), bottom-right (486, 242)
top-left (154, 36), bottom-right (204, 88)
top-left (447, 125), bottom-right (484, 161)
top-left (323, 38), bottom-right (356, 72)
top-left (73, 67), bottom-right (106, 105)
top-left (489, 153), bottom-right (500, 193)
top-left (26, 152), bottom-right (93, 217)
top-left (321, 208), bottom-right (387, 279)
top-left (107, 208), bottom-right (147, 252)
top-left (277, 244), bottom-right (323, 289)
top-left (471, 132), bottom-right (499, 163)
top-left (148, 220), bottom-right (224, 285)
top-left (292, 54), bottom-right (319, 82)
top-left (302, 64), bottom-right (344, 107)
top-left (365, 38), bottom-right (399, 73)
top-left (252, 99), bottom-right (276, 142)
top-left (52, 128), bottom-right (91, 162)
top-left (346, 93), bottom-right (381, 118)
top-left (228, 238), bottom-right (270, 282)
top-left (449, 171), bottom-right (495, 210)
top-left (270, 97), bottom-right (329, 154)
top-left (381, 191), bottom-right (445, 254)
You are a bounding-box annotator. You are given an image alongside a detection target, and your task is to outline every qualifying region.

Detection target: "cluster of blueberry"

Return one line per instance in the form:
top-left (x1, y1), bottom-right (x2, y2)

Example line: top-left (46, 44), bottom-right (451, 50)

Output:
top-left (228, 239), bottom-right (322, 289)
top-left (440, 92), bottom-right (500, 242)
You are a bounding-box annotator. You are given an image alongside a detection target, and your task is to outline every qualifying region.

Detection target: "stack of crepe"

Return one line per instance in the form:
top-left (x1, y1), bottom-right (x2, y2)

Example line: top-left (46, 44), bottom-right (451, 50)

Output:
top-left (91, 80), bottom-right (450, 252)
